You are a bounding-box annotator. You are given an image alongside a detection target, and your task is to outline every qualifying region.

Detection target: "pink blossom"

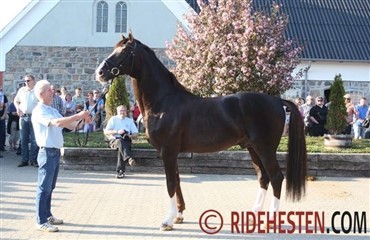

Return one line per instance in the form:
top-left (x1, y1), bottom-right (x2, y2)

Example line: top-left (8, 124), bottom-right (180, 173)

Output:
top-left (166, 0), bottom-right (302, 97)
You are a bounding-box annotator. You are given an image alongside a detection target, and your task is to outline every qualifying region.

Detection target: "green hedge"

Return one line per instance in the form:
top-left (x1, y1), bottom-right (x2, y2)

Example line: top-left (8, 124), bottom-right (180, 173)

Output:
top-left (63, 132), bottom-right (370, 153)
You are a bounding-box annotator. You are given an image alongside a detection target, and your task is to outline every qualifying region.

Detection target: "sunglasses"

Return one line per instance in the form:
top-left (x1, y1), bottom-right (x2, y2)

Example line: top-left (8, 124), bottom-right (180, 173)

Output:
top-left (25, 79), bottom-right (32, 83)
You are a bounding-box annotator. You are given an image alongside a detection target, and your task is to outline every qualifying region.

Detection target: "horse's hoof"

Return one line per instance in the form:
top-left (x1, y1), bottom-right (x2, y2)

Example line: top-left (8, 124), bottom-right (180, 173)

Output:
top-left (174, 217), bottom-right (184, 224)
top-left (160, 223), bottom-right (173, 231)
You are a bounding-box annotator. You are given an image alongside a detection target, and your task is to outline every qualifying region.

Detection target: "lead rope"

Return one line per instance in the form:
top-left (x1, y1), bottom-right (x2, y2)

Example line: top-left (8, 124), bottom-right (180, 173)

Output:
top-left (74, 84), bottom-right (110, 146)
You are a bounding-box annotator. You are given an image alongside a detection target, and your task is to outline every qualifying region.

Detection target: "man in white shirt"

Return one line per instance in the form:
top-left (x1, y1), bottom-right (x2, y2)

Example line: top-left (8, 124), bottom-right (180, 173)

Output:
top-left (104, 105), bottom-right (138, 178)
top-left (14, 75), bottom-right (39, 167)
top-left (32, 79), bottom-right (90, 232)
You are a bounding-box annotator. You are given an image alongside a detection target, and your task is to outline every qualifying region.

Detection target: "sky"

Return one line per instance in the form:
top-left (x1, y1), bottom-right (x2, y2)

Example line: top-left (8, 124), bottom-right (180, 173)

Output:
top-left (0, 0), bottom-right (31, 30)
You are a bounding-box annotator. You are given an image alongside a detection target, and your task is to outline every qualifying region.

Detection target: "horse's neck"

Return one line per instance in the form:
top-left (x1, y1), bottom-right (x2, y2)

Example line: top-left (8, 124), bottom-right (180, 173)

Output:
top-left (132, 58), bottom-right (190, 112)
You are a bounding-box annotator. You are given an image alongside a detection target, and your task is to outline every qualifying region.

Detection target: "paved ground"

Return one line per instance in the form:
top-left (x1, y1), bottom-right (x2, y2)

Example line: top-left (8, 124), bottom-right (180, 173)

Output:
top-left (0, 149), bottom-right (369, 240)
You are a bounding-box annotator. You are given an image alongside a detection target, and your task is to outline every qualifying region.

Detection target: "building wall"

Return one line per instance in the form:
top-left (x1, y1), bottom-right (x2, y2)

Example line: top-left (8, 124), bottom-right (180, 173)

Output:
top-left (3, 45), bottom-right (171, 97)
top-left (285, 61), bottom-right (370, 104)
top-left (17, 0), bottom-right (179, 48)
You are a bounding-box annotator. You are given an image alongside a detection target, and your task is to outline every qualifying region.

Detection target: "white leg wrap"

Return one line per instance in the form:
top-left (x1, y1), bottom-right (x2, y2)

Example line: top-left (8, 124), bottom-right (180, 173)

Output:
top-left (162, 195), bottom-right (177, 226)
top-left (252, 188), bottom-right (267, 212)
top-left (269, 196), bottom-right (280, 213)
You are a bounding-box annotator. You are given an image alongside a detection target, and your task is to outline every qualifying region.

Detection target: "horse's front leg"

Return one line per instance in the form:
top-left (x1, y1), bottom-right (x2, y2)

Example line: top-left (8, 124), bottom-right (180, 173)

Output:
top-left (160, 149), bottom-right (183, 231)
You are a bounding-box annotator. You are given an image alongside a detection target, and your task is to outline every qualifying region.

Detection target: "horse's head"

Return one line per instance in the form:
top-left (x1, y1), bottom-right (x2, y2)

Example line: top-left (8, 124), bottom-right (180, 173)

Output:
top-left (95, 33), bottom-right (137, 84)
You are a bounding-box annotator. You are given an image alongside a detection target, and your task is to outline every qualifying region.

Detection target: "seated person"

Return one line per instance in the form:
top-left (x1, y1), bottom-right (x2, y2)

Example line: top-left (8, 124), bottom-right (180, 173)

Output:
top-left (104, 105), bottom-right (138, 178)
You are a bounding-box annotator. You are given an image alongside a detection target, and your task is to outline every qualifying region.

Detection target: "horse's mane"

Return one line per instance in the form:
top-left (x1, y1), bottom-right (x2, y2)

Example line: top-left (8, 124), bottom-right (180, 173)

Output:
top-left (138, 40), bottom-right (192, 95)
top-left (114, 38), bottom-right (192, 95)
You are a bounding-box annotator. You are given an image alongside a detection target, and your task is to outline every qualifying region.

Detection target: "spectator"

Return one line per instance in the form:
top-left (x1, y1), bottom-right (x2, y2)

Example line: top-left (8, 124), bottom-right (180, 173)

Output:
top-left (83, 91), bottom-right (97, 132)
top-left (92, 89), bottom-right (104, 130)
top-left (294, 97), bottom-right (304, 117)
top-left (365, 108), bottom-right (370, 139)
top-left (7, 93), bottom-right (20, 151)
top-left (302, 95), bottom-right (315, 135)
top-left (14, 74), bottom-right (39, 167)
top-left (76, 104), bottom-right (84, 113)
top-left (0, 88), bottom-right (8, 151)
top-left (104, 105), bottom-right (138, 179)
top-left (133, 101), bottom-right (140, 122)
top-left (64, 93), bottom-right (77, 117)
top-left (50, 85), bottom-right (64, 116)
top-left (32, 79), bottom-right (90, 232)
top-left (128, 101), bottom-right (135, 119)
top-left (343, 94), bottom-right (357, 135)
top-left (308, 96), bottom-right (328, 136)
top-left (72, 87), bottom-right (85, 109)
top-left (283, 106), bottom-right (290, 136)
top-left (353, 97), bottom-right (369, 139)
top-left (60, 86), bottom-right (68, 104)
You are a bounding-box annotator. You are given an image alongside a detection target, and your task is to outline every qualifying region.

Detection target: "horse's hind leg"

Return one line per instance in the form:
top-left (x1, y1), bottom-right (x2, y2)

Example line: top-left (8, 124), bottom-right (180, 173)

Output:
top-left (174, 171), bottom-right (185, 223)
top-left (248, 147), bottom-right (270, 213)
top-left (249, 145), bottom-right (284, 230)
top-left (256, 148), bottom-right (284, 214)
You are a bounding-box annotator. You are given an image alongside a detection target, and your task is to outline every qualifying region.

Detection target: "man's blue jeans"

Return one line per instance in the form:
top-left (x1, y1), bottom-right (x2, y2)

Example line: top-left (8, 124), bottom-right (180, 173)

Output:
top-left (35, 148), bottom-right (60, 224)
top-left (0, 118), bottom-right (5, 149)
top-left (20, 116), bottom-right (39, 163)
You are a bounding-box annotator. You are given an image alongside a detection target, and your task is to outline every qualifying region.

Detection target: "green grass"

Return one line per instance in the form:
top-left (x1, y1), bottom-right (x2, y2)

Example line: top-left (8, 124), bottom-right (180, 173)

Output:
top-left (63, 131), bottom-right (370, 153)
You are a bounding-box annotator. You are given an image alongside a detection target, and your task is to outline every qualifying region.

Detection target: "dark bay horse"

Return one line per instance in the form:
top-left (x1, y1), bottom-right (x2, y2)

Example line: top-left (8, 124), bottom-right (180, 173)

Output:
top-left (95, 33), bottom-right (307, 231)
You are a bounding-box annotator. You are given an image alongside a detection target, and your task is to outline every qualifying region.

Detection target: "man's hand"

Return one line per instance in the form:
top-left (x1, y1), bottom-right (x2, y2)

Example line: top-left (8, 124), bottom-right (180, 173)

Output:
top-left (17, 109), bottom-right (24, 117)
top-left (116, 129), bottom-right (126, 135)
top-left (76, 110), bottom-right (91, 123)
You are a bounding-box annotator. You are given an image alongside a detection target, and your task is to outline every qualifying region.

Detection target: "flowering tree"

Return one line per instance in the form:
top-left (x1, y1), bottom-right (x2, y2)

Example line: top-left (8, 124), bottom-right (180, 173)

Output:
top-left (166, 0), bottom-right (303, 96)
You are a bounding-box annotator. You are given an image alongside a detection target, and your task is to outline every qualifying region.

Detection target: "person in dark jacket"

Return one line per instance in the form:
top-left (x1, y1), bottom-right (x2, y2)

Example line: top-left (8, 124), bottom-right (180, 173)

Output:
top-left (7, 93), bottom-right (20, 150)
top-left (308, 96), bottom-right (328, 136)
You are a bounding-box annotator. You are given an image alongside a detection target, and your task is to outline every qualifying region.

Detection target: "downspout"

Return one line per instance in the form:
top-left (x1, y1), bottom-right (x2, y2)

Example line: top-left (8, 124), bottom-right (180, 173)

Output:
top-left (304, 61), bottom-right (312, 98)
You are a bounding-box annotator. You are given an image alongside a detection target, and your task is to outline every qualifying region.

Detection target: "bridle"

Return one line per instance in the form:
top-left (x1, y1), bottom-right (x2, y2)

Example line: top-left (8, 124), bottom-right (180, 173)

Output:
top-left (103, 41), bottom-right (137, 77)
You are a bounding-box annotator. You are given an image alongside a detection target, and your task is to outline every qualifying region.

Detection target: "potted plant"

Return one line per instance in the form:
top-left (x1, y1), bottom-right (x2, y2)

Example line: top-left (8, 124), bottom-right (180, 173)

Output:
top-left (324, 74), bottom-right (352, 148)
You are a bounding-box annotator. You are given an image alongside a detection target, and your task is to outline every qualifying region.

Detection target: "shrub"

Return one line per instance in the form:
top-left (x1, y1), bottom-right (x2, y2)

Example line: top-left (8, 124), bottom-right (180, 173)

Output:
top-left (325, 74), bottom-right (347, 134)
top-left (105, 75), bottom-right (130, 120)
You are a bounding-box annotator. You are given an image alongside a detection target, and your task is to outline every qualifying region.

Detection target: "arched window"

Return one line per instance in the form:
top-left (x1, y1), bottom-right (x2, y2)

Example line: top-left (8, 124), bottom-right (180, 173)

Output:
top-left (115, 2), bottom-right (127, 33)
top-left (96, 1), bottom-right (108, 32)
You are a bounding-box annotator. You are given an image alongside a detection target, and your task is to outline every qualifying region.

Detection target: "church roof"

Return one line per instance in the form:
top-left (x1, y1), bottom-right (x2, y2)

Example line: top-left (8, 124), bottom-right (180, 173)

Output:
top-left (256, 0), bottom-right (370, 62)
top-left (188, 0), bottom-right (370, 62)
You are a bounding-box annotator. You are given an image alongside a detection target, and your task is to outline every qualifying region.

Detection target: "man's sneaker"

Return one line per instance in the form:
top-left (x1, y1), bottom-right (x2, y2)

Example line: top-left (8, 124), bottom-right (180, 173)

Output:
top-left (116, 170), bottom-right (125, 179)
top-left (36, 222), bottom-right (59, 232)
top-left (128, 158), bottom-right (136, 166)
top-left (47, 216), bottom-right (63, 225)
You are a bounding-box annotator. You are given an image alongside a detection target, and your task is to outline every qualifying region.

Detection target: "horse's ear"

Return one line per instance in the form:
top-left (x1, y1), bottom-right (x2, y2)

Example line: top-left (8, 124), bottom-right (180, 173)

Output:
top-left (121, 34), bottom-right (127, 41)
top-left (128, 30), bottom-right (134, 43)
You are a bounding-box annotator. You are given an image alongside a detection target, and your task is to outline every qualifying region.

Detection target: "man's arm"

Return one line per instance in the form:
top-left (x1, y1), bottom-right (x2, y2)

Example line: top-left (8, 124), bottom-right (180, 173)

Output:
top-left (49, 110), bottom-right (90, 130)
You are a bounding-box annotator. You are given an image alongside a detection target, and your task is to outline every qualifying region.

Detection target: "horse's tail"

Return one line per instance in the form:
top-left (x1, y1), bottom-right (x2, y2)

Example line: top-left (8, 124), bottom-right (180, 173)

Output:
top-left (282, 99), bottom-right (307, 201)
